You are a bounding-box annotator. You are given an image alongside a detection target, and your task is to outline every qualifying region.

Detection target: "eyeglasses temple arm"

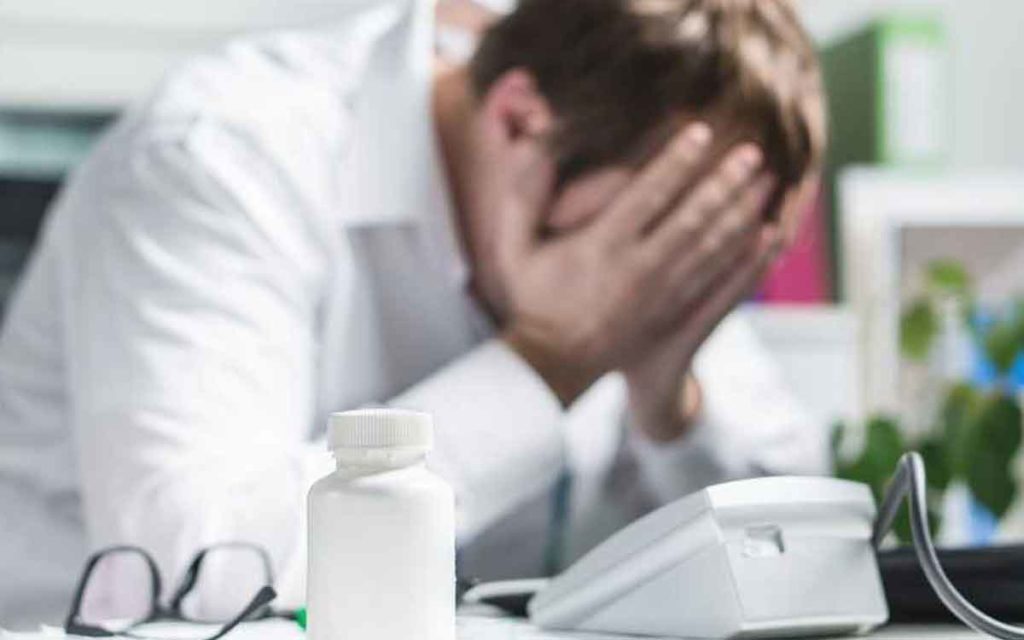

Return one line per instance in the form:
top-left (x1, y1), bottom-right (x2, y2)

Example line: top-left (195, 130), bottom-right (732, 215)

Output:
top-left (202, 586), bottom-right (278, 640)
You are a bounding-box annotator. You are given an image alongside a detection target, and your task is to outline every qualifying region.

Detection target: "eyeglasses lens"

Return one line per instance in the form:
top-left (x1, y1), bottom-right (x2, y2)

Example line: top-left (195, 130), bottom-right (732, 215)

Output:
top-left (176, 546), bottom-right (272, 624)
top-left (79, 549), bottom-right (156, 633)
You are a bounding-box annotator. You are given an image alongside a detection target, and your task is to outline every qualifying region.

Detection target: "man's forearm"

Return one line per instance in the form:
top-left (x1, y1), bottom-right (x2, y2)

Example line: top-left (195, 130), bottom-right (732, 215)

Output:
top-left (390, 338), bottom-right (567, 540)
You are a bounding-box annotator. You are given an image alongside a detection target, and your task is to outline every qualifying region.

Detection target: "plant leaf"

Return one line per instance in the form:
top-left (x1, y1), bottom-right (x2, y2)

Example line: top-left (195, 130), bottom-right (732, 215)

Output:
top-left (901, 300), bottom-right (938, 361)
top-left (919, 438), bottom-right (952, 492)
top-left (834, 416), bottom-right (947, 544)
top-left (940, 383), bottom-right (980, 477)
top-left (864, 416), bottom-right (906, 484)
top-left (889, 501), bottom-right (943, 544)
top-left (1013, 299), bottom-right (1024, 356)
top-left (964, 393), bottom-right (1023, 518)
top-left (836, 417), bottom-right (905, 497)
top-left (985, 321), bottom-right (1022, 376)
top-left (926, 260), bottom-right (971, 299)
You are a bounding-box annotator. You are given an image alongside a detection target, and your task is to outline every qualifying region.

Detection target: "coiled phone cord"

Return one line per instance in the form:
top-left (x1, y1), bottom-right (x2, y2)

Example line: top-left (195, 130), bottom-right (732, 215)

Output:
top-left (873, 452), bottom-right (1024, 639)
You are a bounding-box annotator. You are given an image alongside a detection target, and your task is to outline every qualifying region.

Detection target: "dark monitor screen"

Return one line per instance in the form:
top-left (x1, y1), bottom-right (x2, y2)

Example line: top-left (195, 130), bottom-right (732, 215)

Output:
top-left (0, 176), bottom-right (61, 315)
top-left (0, 110), bottom-right (110, 318)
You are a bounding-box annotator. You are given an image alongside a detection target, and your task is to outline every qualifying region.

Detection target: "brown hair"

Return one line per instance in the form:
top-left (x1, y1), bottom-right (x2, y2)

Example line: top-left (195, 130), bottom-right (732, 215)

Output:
top-left (470, 0), bottom-right (826, 186)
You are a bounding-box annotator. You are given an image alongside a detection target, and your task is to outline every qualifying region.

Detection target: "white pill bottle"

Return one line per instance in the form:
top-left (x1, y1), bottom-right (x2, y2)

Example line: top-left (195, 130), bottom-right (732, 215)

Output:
top-left (307, 409), bottom-right (456, 640)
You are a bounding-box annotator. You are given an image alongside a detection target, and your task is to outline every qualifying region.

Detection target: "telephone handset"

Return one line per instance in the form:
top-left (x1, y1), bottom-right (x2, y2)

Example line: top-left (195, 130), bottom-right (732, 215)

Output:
top-left (465, 454), bottom-right (1020, 639)
top-left (527, 476), bottom-right (887, 639)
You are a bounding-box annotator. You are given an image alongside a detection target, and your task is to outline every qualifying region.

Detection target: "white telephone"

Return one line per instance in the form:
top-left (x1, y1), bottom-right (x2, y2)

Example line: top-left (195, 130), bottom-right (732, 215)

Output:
top-left (465, 454), bottom-right (1020, 639)
top-left (527, 476), bottom-right (888, 639)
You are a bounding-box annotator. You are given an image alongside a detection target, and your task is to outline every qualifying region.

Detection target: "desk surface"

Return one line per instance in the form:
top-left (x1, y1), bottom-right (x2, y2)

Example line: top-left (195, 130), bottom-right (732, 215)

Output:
top-left (853, 627), bottom-right (983, 640)
top-left (1, 617), bottom-right (987, 640)
top-left (457, 617), bottom-right (985, 639)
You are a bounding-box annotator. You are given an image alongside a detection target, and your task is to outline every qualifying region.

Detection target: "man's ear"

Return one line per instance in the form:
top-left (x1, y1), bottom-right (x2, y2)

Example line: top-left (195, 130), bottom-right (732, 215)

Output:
top-left (479, 68), bottom-right (555, 145)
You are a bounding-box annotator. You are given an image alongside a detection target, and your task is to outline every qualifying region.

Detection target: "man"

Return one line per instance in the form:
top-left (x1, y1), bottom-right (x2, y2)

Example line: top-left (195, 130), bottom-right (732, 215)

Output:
top-left (0, 0), bottom-right (827, 626)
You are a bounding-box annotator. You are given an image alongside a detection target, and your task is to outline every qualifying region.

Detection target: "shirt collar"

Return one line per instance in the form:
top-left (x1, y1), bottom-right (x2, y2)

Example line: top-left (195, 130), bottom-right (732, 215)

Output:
top-left (341, 0), bottom-right (471, 289)
top-left (423, 125), bottom-right (472, 289)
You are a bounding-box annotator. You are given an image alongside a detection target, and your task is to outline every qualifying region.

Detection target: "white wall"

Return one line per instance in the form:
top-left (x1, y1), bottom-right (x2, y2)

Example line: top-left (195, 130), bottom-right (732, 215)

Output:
top-left (0, 0), bottom-right (383, 110)
top-left (5, 0), bottom-right (1022, 158)
top-left (797, 0), bottom-right (1024, 169)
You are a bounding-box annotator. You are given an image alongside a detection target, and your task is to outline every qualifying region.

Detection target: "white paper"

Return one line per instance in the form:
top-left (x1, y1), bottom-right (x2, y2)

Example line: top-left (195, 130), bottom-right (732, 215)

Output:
top-left (2, 620), bottom-right (304, 640)
top-left (458, 616), bottom-right (667, 639)
top-left (5, 618), bottom-right (984, 640)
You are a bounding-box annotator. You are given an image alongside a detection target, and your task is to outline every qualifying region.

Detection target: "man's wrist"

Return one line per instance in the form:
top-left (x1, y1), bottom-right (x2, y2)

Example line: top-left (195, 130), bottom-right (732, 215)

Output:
top-left (502, 328), bottom-right (598, 408)
top-left (630, 372), bottom-right (703, 443)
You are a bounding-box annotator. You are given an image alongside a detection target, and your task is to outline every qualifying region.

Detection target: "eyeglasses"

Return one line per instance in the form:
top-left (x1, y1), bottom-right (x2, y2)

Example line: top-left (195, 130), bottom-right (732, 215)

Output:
top-left (65, 543), bottom-right (296, 640)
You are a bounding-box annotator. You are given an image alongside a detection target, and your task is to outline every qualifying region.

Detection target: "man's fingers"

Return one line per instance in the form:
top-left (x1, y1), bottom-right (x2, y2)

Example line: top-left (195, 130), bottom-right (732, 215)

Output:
top-left (684, 226), bottom-right (783, 341)
top-left (655, 200), bottom-right (766, 329)
top-left (639, 167), bottom-right (773, 332)
top-left (643, 144), bottom-right (766, 262)
top-left (642, 226), bottom-right (781, 370)
top-left (597, 122), bottom-right (713, 241)
top-left (693, 171), bottom-right (776, 259)
top-left (647, 171), bottom-right (776, 309)
top-left (661, 217), bottom-right (762, 316)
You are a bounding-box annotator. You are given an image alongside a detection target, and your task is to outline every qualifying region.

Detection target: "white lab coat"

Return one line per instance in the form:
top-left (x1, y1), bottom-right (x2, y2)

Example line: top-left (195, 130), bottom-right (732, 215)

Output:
top-left (0, 0), bottom-right (827, 628)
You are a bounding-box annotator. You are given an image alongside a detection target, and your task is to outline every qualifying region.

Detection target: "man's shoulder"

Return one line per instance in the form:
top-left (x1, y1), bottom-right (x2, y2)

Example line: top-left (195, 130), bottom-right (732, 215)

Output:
top-left (71, 26), bottom-right (375, 224)
top-left (138, 29), bottom-right (361, 149)
top-left (50, 30), bottom-right (362, 250)
top-left (137, 1), bottom-right (418, 147)
top-left (69, 5), bottom-right (422, 223)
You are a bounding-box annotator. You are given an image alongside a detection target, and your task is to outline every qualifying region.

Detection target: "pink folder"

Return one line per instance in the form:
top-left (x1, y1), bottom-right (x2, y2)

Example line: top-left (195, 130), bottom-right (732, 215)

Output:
top-left (756, 184), bottom-right (832, 303)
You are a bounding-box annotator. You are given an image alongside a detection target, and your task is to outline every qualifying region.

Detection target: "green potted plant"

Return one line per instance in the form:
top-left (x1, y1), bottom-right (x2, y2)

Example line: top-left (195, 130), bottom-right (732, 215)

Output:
top-left (833, 260), bottom-right (1024, 541)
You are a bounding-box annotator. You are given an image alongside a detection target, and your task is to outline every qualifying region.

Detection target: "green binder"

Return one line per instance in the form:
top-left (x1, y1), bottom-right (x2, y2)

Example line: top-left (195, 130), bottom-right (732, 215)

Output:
top-left (821, 15), bottom-right (949, 299)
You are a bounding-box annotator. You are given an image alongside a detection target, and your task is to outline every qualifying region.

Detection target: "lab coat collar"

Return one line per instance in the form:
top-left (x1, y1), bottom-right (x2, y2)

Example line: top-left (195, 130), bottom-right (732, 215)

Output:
top-left (423, 126), bottom-right (472, 290)
top-left (340, 0), bottom-right (470, 289)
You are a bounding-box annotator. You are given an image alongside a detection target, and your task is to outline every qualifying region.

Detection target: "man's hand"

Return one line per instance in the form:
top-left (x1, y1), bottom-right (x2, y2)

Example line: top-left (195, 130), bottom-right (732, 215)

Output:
top-left (623, 176), bottom-right (820, 443)
top-left (622, 226), bottom-right (783, 442)
top-left (494, 124), bottom-right (777, 406)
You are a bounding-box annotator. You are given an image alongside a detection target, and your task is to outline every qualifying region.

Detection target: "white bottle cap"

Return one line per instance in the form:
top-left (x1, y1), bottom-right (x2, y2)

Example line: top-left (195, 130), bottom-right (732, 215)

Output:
top-left (328, 409), bottom-right (434, 451)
